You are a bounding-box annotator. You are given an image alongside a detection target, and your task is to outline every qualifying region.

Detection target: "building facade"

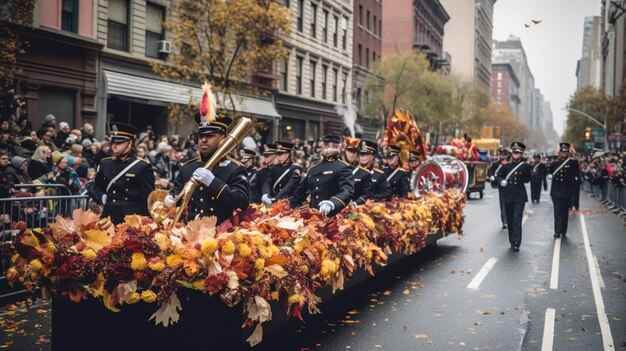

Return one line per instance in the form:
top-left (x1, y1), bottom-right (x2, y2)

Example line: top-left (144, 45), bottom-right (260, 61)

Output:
top-left (8, 0), bottom-right (101, 130)
top-left (381, 0), bottom-right (450, 69)
top-left (601, 0), bottom-right (626, 97)
top-left (439, 0), bottom-right (496, 92)
top-left (533, 88), bottom-right (544, 130)
top-left (276, 0), bottom-right (353, 141)
top-left (576, 16), bottom-right (602, 90)
top-left (491, 63), bottom-right (520, 119)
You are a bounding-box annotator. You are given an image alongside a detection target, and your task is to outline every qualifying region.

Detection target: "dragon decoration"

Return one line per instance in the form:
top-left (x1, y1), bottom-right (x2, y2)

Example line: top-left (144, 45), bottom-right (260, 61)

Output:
top-left (385, 109), bottom-right (427, 164)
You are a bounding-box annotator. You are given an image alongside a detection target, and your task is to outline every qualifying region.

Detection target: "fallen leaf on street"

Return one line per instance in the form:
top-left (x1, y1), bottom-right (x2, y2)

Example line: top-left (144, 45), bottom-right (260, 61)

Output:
top-left (403, 289), bottom-right (410, 295)
top-left (415, 334), bottom-right (429, 339)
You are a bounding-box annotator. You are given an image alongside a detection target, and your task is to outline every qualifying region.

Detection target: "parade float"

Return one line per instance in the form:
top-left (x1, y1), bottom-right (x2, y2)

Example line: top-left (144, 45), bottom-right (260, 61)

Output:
top-left (4, 104), bottom-right (466, 349)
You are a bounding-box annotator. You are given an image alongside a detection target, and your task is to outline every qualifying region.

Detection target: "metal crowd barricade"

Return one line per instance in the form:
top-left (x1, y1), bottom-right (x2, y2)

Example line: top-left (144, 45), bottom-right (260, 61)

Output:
top-left (582, 180), bottom-right (626, 218)
top-left (0, 192), bottom-right (91, 303)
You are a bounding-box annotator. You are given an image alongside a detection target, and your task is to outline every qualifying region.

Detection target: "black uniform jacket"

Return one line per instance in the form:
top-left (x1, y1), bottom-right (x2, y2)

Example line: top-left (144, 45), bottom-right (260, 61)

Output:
top-left (548, 158), bottom-right (580, 199)
top-left (530, 162), bottom-right (547, 184)
top-left (383, 166), bottom-right (410, 198)
top-left (290, 156), bottom-right (354, 216)
top-left (370, 167), bottom-right (392, 201)
top-left (173, 156), bottom-right (249, 224)
top-left (496, 160), bottom-right (532, 203)
top-left (352, 166), bottom-right (374, 205)
top-left (247, 168), bottom-right (260, 204)
top-left (262, 163), bottom-right (303, 200)
top-left (87, 153), bottom-right (155, 224)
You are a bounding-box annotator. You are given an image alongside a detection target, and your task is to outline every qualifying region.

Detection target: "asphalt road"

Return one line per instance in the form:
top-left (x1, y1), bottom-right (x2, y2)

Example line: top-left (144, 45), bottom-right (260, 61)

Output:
top-left (1, 187), bottom-right (624, 350)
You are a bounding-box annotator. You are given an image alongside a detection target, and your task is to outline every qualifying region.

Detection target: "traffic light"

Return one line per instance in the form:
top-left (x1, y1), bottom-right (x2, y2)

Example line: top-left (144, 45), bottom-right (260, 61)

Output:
top-left (584, 127), bottom-right (591, 141)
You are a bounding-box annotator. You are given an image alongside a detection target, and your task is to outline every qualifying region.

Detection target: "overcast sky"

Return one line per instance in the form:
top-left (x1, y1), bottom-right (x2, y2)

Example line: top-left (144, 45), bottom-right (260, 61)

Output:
top-left (492, 0), bottom-right (602, 136)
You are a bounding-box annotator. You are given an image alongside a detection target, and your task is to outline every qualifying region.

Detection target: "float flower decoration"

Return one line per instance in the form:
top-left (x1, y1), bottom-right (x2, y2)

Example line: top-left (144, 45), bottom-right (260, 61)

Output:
top-left (4, 190), bottom-right (464, 346)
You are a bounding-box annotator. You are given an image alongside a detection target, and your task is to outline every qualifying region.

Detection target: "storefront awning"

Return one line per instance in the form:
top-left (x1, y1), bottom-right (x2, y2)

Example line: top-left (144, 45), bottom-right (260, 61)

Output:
top-left (103, 70), bottom-right (280, 119)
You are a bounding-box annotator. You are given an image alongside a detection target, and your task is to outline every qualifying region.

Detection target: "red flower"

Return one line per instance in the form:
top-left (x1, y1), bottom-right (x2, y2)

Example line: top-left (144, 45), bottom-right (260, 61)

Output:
top-left (204, 273), bottom-right (229, 294)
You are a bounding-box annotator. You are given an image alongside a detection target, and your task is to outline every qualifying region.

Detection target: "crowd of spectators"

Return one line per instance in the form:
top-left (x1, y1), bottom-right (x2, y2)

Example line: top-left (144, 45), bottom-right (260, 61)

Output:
top-left (579, 151), bottom-right (626, 202)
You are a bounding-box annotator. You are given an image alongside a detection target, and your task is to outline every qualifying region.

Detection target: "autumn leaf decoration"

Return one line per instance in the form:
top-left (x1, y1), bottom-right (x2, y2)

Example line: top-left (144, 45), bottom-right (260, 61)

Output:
top-left (199, 82), bottom-right (217, 124)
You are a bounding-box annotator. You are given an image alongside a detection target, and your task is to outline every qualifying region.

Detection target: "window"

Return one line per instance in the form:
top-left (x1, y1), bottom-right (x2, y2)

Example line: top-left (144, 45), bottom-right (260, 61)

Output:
top-left (372, 51), bottom-right (376, 64)
top-left (285, 0), bottom-right (290, 8)
top-left (497, 81), bottom-right (502, 88)
top-left (322, 65), bottom-right (328, 99)
top-left (358, 5), bottom-right (362, 25)
top-left (280, 58), bottom-right (289, 92)
top-left (61, 0), bottom-right (78, 33)
top-left (357, 44), bottom-right (362, 66)
top-left (341, 72), bottom-right (348, 104)
top-left (379, 19), bottom-right (382, 36)
top-left (342, 16), bottom-right (348, 50)
top-left (366, 10), bottom-right (370, 30)
top-left (297, 0), bottom-right (304, 32)
top-left (356, 88), bottom-right (362, 108)
top-left (373, 15), bottom-right (377, 34)
top-left (365, 48), bottom-right (369, 68)
top-left (108, 0), bottom-right (129, 51)
top-left (322, 10), bottom-right (329, 43)
top-left (145, 3), bottom-right (165, 58)
top-left (332, 15), bottom-right (339, 47)
top-left (497, 72), bottom-right (502, 80)
top-left (310, 60), bottom-right (317, 97)
top-left (497, 88), bottom-right (502, 96)
top-left (310, 3), bottom-right (317, 38)
top-left (332, 68), bottom-right (338, 102)
top-left (296, 57), bottom-right (303, 95)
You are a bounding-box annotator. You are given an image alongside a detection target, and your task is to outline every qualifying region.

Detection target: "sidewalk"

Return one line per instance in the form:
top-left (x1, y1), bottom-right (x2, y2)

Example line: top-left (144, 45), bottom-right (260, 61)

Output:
top-left (0, 299), bottom-right (50, 350)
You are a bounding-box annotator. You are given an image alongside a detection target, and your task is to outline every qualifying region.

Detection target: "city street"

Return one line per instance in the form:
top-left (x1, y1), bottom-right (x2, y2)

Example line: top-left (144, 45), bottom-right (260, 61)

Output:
top-left (1, 187), bottom-right (624, 350)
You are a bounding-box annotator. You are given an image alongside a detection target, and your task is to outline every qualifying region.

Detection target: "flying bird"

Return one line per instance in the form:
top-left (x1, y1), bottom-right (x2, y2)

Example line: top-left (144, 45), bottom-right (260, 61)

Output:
top-left (531, 19), bottom-right (542, 24)
top-left (524, 24), bottom-right (530, 28)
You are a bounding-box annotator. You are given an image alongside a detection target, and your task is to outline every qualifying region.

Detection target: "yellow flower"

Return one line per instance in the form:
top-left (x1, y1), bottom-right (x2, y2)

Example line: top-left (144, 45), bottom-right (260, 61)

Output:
top-left (391, 213), bottom-right (402, 222)
top-left (201, 237), bottom-right (218, 257)
top-left (360, 214), bottom-right (376, 230)
top-left (233, 232), bottom-right (244, 243)
top-left (166, 254), bottom-right (183, 267)
top-left (270, 291), bottom-right (279, 300)
top-left (45, 243), bottom-right (56, 254)
top-left (192, 280), bottom-right (205, 290)
top-left (82, 248), bottom-right (97, 260)
top-left (130, 252), bottom-right (148, 271)
top-left (148, 260), bottom-right (165, 272)
top-left (371, 205), bottom-right (383, 214)
top-left (221, 240), bottom-right (236, 255)
top-left (251, 235), bottom-right (264, 246)
top-left (126, 292), bottom-right (141, 304)
top-left (11, 253), bottom-right (19, 264)
top-left (5, 267), bottom-right (18, 282)
top-left (29, 259), bottom-right (43, 273)
top-left (254, 258), bottom-right (265, 271)
top-left (238, 243), bottom-right (252, 258)
top-left (187, 249), bottom-right (202, 259)
top-left (153, 233), bottom-right (170, 251)
top-left (287, 293), bottom-right (301, 305)
top-left (319, 259), bottom-right (337, 279)
top-left (140, 290), bottom-right (157, 303)
top-left (270, 245), bottom-right (279, 256)
top-left (258, 246), bottom-right (272, 259)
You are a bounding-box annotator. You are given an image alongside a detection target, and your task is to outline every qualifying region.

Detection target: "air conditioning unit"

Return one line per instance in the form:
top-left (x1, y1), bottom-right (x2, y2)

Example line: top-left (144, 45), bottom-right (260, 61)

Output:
top-left (157, 40), bottom-right (171, 54)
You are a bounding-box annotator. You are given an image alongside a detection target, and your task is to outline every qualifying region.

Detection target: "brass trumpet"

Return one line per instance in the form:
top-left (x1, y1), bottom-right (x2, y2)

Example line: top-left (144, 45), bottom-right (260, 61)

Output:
top-left (147, 117), bottom-right (254, 226)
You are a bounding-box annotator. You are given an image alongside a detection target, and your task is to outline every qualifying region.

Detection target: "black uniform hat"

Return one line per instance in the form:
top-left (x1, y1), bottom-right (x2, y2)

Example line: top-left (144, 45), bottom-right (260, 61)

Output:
top-left (533, 153), bottom-right (541, 159)
top-left (275, 141), bottom-right (294, 154)
top-left (559, 142), bottom-right (571, 153)
top-left (194, 112), bottom-right (232, 135)
top-left (109, 122), bottom-right (138, 143)
top-left (262, 144), bottom-right (276, 155)
top-left (358, 139), bottom-right (378, 155)
top-left (345, 137), bottom-right (361, 151)
top-left (322, 134), bottom-right (342, 144)
top-left (386, 145), bottom-right (401, 158)
top-left (498, 148), bottom-right (509, 156)
top-left (240, 148), bottom-right (256, 162)
top-left (510, 141), bottom-right (526, 153)
top-left (408, 150), bottom-right (422, 161)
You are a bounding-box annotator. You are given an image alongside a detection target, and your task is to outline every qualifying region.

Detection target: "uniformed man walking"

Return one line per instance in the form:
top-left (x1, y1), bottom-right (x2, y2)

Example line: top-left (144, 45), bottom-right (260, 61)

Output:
top-left (87, 123), bottom-right (155, 224)
top-left (164, 116), bottom-right (249, 224)
top-left (240, 149), bottom-right (259, 203)
top-left (496, 142), bottom-right (531, 251)
top-left (488, 149), bottom-right (509, 229)
top-left (384, 145), bottom-right (410, 198)
top-left (290, 135), bottom-right (354, 216)
top-left (261, 141), bottom-right (302, 206)
top-left (530, 153), bottom-right (547, 203)
top-left (358, 140), bottom-right (392, 201)
top-left (547, 142), bottom-right (580, 238)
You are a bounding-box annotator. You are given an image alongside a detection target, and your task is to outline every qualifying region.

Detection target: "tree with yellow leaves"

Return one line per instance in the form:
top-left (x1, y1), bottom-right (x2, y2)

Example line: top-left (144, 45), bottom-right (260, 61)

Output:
top-left (0, 0), bottom-right (36, 88)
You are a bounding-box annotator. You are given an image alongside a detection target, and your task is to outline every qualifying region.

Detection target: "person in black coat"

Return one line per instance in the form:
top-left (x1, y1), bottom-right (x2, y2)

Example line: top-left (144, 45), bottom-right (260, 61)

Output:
top-left (547, 143), bottom-right (580, 238)
top-left (488, 149), bottom-right (510, 228)
top-left (87, 123), bottom-right (155, 224)
top-left (290, 135), bottom-right (354, 216)
top-left (261, 141), bottom-right (303, 206)
top-left (165, 116), bottom-right (249, 225)
top-left (383, 145), bottom-right (410, 198)
top-left (254, 144), bottom-right (275, 204)
top-left (240, 149), bottom-right (259, 204)
top-left (358, 139), bottom-right (391, 201)
top-left (350, 140), bottom-right (375, 206)
top-left (496, 142), bottom-right (531, 252)
top-left (529, 153), bottom-right (547, 203)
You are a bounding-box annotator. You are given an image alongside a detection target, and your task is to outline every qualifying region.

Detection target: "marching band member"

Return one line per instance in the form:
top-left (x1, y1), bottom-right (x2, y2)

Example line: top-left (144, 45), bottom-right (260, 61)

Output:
top-left (547, 142), bottom-right (580, 238)
top-left (358, 139), bottom-right (392, 201)
top-left (240, 149), bottom-right (259, 203)
top-left (261, 141), bottom-right (302, 206)
top-left (255, 144), bottom-right (275, 204)
top-left (344, 137), bottom-right (360, 167)
top-left (488, 149), bottom-right (510, 229)
top-left (529, 153), bottom-right (547, 204)
top-left (383, 145), bottom-right (410, 198)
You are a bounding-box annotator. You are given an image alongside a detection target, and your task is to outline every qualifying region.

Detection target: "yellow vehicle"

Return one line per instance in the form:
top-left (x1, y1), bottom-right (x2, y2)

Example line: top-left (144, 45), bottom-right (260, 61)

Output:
top-left (474, 138), bottom-right (501, 157)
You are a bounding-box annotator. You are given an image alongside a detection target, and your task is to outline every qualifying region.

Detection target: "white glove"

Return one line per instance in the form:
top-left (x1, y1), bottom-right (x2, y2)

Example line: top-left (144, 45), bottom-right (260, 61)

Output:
top-left (164, 195), bottom-right (176, 208)
top-left (547, 174), bottom-right (553, 180)
top-left (261, 194), bottom-right (274, 206)
top-left (500, 180), bottom-right (508, 187)
top-left (192, 168), bottom-right (215, 186)
top-left (318, 200), bottom-right (335, 216)
top-left (101, 194), bottom-right (107, 205)
top-left (489, 176), bottom-right (495, 182)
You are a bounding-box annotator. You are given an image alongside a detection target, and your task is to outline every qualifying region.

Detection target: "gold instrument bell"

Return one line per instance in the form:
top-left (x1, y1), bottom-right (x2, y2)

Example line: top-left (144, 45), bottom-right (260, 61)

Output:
top-left (147, 117), bottom-right (253, 226)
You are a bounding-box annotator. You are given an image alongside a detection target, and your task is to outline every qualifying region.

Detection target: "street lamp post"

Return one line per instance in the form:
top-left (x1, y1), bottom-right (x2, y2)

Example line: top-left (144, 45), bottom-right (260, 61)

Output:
top-left (563, 107), bottom-right (608, 151)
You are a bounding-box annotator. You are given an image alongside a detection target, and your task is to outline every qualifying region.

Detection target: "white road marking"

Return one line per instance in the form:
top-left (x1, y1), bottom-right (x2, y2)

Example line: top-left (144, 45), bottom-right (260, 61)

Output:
top-left (550, 238), bottom-right (561, 289)
top-left (580, 214), bottom-right (614, 350)
top-left (541, 308), bottom-right (556, 351)
top-left (466, 257), bottom-right (498, 290)
top-left (594, 255), bottom-right (606, 289)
